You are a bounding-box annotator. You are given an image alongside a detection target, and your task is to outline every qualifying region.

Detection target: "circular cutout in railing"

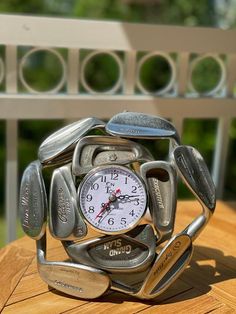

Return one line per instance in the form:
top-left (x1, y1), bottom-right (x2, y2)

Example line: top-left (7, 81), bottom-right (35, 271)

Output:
top-left (0, 57), bottom-right (4, 86)
top-left (137, 52), bottom-right (176, 95)
top-left (19, 48), bottom-right (66, 94)
top-left (80, 51), bottom-right (123, 94)
top-left (189, 54), bottom-right (226, 96)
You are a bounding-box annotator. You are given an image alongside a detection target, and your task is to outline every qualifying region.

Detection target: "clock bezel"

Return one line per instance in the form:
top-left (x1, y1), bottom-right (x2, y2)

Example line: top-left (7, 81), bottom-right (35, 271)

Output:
top-left (77, 164), bottom-right (148, 235)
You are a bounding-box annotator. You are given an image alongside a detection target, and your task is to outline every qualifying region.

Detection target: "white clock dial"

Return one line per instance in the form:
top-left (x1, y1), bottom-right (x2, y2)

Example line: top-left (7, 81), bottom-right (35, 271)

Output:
top-left (78, 165), bottom-right (147, 234)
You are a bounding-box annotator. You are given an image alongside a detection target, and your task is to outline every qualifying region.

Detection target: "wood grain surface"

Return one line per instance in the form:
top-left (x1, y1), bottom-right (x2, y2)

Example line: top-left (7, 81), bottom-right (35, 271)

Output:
top-left (0, 201), bottom-right (235, 314)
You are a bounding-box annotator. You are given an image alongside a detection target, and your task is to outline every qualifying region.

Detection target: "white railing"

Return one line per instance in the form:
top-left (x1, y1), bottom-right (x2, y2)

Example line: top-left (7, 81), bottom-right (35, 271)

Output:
top-left (0, 14), bottom-right (236, 243)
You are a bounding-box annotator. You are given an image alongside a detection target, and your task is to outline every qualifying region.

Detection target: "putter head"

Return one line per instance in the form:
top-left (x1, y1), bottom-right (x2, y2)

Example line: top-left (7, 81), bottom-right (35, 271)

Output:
top-left (140, 161), bottom-right (177, 243)
top-left (63, 224), bottom-right (156, 273)
top-left (106, 112), bottom-right (180, 144)
top-left (37, 234), bottom-right (110, 299)
top-left (38, 118), bottom-right (106, 166)
top-left (49, 164), bottom-right (87, 240)
top-left (19, 160), bottom-right (47, 240)
top-left (172, 145), bottom-right (216, 212)
top-left (72, 135), bottom-right (153, 176)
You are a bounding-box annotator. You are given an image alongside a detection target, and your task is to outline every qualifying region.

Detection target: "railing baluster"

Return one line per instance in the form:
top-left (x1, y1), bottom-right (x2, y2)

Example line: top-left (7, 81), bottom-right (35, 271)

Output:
top-left (68, 48), bottom-right (79, 94)
top-left (171, 117), bottom-right (184, 140)
top-left (177, 52), bottom-right (190, 96)
top-left (212, 117), bottom-right (231, 198)
top-left (226, 54), bottom-right (236, 97)
top-left (124, 51), bottom-right (136, 94)
top-left (6, 45), bottom-right (18, 243)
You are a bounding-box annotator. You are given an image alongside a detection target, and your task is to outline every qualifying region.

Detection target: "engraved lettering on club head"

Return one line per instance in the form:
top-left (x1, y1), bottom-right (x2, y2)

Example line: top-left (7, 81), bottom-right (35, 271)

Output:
top-left (103, 239), bottom-right (122, 250)
top-left (119, 127), bottom-right (141, 135)
top-left (52, 280), bottom-right (83, 292)
top-left (150, 179), bottom-right (165, 210)
top-left (22, 186), bottom-right (40, 229)
top-left (109, 245), bottom-right (132, 256)
top-left (153, 240), bottom-right (183, 276)
top-left (21, 182), bottom-right (30, 228)
top-left (57, 187), bottom-right (71, 223)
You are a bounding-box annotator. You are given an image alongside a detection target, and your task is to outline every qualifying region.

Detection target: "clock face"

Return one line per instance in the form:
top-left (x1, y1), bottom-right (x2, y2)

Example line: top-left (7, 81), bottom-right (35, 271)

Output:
top-left (78, 165), bottom-right (147, 234)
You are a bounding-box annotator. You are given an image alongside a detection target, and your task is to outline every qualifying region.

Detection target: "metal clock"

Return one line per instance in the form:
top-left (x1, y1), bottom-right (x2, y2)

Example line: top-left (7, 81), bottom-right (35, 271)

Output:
top-left (78, 165), bottom-right (147, 234)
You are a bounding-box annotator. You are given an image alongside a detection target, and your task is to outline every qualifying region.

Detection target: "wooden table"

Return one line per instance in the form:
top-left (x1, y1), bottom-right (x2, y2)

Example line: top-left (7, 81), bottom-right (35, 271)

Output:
top-left (0, 201), bottom-right (235, 314)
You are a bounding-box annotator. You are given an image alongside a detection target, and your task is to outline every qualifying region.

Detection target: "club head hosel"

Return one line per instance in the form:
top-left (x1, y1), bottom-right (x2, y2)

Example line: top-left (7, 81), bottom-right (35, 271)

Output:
top-left (36, 234), bottom-right (47, 264)
top-left (183, 204), bottom-right (213, 241)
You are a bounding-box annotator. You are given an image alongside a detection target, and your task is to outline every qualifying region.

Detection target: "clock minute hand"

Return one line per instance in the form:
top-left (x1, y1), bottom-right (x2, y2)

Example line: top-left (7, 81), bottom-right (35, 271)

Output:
top-left (117, 194), bottom-right (140, 201)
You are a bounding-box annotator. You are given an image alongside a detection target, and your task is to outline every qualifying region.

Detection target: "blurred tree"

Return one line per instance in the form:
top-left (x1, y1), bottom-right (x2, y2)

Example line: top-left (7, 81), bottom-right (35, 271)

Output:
top-left (0, 0), bottom-right (235, 220)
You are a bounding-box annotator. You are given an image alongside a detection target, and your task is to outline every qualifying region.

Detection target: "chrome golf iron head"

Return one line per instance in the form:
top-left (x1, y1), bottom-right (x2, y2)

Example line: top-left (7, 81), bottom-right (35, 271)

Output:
top-left (72, 135), bottom-right (154, 176)
top-left (38, 117), bottom-right (106, 167)
top-left (62, 224), bottom-right (156, 273)
top-left (105, 112), bottom-right (180, 153)
top-left (19, 160), bottom-right (47, 240)
top-left (140, 161), bottom-right (177, 244)
top-left (172, 145), bottom-right (216, 240)
top-left (37, 232), bottom-right (111, 299)
top-left (49, 164), bottom-right (87, 240)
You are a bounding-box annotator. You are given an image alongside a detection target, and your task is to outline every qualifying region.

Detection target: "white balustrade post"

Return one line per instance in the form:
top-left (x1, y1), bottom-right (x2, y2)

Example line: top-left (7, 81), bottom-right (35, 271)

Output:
top-left (212, 117), bottom-right (231, 198)
top-left (6, 45), bottom-right (18, 243)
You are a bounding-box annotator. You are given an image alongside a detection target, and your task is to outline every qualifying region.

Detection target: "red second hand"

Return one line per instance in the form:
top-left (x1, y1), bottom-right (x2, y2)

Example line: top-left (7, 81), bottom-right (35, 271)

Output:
top-left (95, 188), bottom-right (121, 219)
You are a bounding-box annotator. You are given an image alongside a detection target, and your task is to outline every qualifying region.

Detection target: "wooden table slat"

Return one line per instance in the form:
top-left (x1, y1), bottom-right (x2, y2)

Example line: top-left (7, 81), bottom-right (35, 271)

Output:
top-left (0, 245), bottom-right (35, 312)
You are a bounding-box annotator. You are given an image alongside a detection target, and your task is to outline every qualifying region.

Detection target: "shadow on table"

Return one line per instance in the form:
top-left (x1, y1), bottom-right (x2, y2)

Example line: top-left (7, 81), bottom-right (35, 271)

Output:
top-left (51, 244), bottom-right (236, 305)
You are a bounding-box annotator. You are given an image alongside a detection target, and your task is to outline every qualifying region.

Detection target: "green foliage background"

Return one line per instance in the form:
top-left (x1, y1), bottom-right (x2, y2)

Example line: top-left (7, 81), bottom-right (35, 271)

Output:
top-left (0, 1), bottom-right (236, 232)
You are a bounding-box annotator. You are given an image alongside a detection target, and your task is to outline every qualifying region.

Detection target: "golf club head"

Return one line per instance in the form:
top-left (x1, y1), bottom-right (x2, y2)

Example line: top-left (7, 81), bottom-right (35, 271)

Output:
top-left (19, 160), bottom-right (47, 240)
top-left (49, 164), bottom-right (87, 240)
top-left (111, 233), bottom-right (193, 299)
top-left (37, 234), bottom-right (110, 299)
top-left (172, 145), bottom-right (216, 212)
top-left (106, 112), bottom-right (180, 145)
top-left (38, 117), bottom-right (106, 166)
top-left (110, 266), bottom-right (151, 294)
top-left (137, 233), bottom-right (193, 299)
top-left (72, 135), bottom-right (154, 176)
top-left (172, 145), bottom-right (216, 240)
top-left (63, 224), bottom-right (156, 273)
top-left (140, 161), bottom-right (177, 244)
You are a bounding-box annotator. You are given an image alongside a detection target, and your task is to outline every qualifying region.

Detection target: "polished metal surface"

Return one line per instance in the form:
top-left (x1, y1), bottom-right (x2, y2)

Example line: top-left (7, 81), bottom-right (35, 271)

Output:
top-left (19, 160), bottom-right (47, 240)
top-left (49, 164), bottom-right (87, 240)
top-left (37, 233), bottom-right (110, 299)
top-left (106, 112), bottom-right (180, 146)
top-left (19, 112), bottom-right (216, 300)
top-left (140, 161), bottom-right (177, 244)
top-left (172, 145), bottom-right (216, 241)
top-left (72, 135), bottom-right (153, 176)
top-left (63, 224), bottom-right (156, 273)
top-left (38, 117), bottom-right (106, 166)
